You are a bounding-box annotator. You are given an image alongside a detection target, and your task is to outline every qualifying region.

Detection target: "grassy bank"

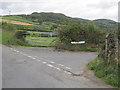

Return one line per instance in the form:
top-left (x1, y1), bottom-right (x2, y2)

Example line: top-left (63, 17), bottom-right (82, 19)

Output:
top-left (1, 22), bottom-right (29, 46)
top-left (87, 57), bottom-right (119, 89)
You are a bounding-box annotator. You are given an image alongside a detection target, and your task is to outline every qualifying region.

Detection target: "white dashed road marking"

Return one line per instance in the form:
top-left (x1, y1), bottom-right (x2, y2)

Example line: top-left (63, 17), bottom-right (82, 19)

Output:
top-left (38, 60), bottom-right (41, 61)
top-left (32, 57), bottom-right (36, 60)
top-left (56, 67), bottom-right (61, 71)
top-left (27, 56), bottom-right (32, 58)
top-left (59, 64), bottom-right (64, 66)
top-left (66, 67), bottom-right (71, 69)
top-left (42, 62), bottom-right (47, 64)
top-left (47, 64), bottom-right (54, 67)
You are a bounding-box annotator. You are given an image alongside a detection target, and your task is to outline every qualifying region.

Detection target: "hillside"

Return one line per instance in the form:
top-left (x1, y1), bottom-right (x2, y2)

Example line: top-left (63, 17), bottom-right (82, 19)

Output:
top-left (17, 12), bottom-right (73, 24)
top-left (93, 19), bottom-right (118, 29)
top-left (1, 12), bottom-right (118, 32)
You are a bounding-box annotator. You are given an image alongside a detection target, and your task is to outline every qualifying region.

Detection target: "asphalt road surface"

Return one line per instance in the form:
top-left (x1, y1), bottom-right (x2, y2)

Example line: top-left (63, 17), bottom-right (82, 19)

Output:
top-left (2, 45), bottom-right (112, 88)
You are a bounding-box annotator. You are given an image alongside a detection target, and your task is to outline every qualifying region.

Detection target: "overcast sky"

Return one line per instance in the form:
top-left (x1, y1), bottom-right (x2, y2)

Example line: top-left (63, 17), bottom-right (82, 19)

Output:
top-left (0, 0), bottom-right (119, 21)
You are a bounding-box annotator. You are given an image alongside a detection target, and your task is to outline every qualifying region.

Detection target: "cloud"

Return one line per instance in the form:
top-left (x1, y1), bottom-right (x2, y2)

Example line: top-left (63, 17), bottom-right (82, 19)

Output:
top-left (0, 0), bottom-right (119, 21)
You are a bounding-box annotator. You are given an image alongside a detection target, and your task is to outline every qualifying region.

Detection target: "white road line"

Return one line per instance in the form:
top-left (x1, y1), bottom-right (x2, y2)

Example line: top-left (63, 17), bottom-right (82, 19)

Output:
top-left (47, 64), bottom-right (53, 67)
top-left (31, 57), bottom-right (36, 60)
top-left (27, 56), bottom-right (32, 58)
top-left (50, 61), bottom-right (55, 64)
top-left (59, 64), bottom-right (64, 66)
top-left (66, 67), bottom-right (71, 70)
top-left (42, 62), bottom-right (47, 64)
top-left (56, 67), bottom-right (61, 71)
top-left (64, 71), bottom-right (71, 75)
top-left (38, 60), bottom-right (41, 61)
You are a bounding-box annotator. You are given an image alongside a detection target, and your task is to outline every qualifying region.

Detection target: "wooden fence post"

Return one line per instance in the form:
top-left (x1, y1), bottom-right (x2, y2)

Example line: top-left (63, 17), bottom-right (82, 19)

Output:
top-left (105, 34), bottom-right (109, 60)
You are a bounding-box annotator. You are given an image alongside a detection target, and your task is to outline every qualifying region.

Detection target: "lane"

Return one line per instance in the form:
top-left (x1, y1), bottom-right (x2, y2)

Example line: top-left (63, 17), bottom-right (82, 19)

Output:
top-left (12, 47), bottom-right (98, 73)
top-left (2, 45), bottom-right (111, 88)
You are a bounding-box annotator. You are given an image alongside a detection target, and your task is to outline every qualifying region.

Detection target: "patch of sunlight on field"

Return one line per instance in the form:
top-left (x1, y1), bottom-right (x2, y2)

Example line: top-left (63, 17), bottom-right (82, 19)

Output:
top-left (26, 36), bottom-right (57, 46)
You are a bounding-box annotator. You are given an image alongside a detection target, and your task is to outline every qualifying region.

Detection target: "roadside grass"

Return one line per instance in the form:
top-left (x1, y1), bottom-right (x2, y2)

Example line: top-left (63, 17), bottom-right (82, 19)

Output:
top-left (87, 57), bottom-right (119, 89)
top-left (2, 31), bottom-right (14, 45)
top-left (1, 22), bottom-right (29, 46)
top-left (2, 30), bottom-right (29, 46)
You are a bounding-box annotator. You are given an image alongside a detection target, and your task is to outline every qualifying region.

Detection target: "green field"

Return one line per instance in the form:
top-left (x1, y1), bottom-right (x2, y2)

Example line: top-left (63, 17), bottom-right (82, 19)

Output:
top-left (26, 36), bottom-right (57, 46)
top-left (2, 16), bottom-right (39, 25)
top-left (27, 31), bottom-right (57, 35)
top-left (15, 24), bottom-right (55, 32)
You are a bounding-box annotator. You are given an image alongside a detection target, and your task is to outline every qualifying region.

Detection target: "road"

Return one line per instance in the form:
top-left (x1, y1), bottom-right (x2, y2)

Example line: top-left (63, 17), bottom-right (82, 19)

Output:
top-left (2, 45), bottom-right (112, 88)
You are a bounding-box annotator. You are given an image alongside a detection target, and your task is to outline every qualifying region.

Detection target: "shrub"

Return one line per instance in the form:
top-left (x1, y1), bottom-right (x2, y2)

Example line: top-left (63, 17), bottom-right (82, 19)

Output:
top-left (57, 23), bottom-right (105, 51)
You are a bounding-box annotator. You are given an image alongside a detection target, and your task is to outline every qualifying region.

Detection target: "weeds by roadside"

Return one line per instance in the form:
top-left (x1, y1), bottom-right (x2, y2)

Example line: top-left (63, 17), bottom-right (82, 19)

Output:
top-left (87, 57), bottom-right (119, 89)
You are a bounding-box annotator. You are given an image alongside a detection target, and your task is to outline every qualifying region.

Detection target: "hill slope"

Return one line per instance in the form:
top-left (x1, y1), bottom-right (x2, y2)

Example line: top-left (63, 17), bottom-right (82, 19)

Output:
top-left (2, 12), bottom-right (118, 31)
top-left (93, 19), bottom-right (118, 29)
top-left (19, 12), bottom-right (118, 29)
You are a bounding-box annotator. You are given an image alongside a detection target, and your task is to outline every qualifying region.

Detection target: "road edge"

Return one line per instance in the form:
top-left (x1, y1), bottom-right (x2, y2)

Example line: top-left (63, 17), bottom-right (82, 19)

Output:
top-left (82, 66), bottom-right (113, 88)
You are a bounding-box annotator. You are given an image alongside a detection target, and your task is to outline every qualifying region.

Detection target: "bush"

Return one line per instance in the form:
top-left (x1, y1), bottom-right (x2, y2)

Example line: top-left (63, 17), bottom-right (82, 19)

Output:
top-left (57, 23), bottom-right (105, 51)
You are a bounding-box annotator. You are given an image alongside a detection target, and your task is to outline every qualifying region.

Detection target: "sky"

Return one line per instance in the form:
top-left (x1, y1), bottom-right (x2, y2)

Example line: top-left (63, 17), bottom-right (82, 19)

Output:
top-left (0, 0), bottom-right (119, 21)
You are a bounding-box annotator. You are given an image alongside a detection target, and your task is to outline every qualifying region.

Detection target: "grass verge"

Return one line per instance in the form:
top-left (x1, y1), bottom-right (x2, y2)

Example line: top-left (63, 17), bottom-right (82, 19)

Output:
top-left (1, 22), bottom-right (29, 46)
top-left (87, 57), bottom-right (119, 89)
